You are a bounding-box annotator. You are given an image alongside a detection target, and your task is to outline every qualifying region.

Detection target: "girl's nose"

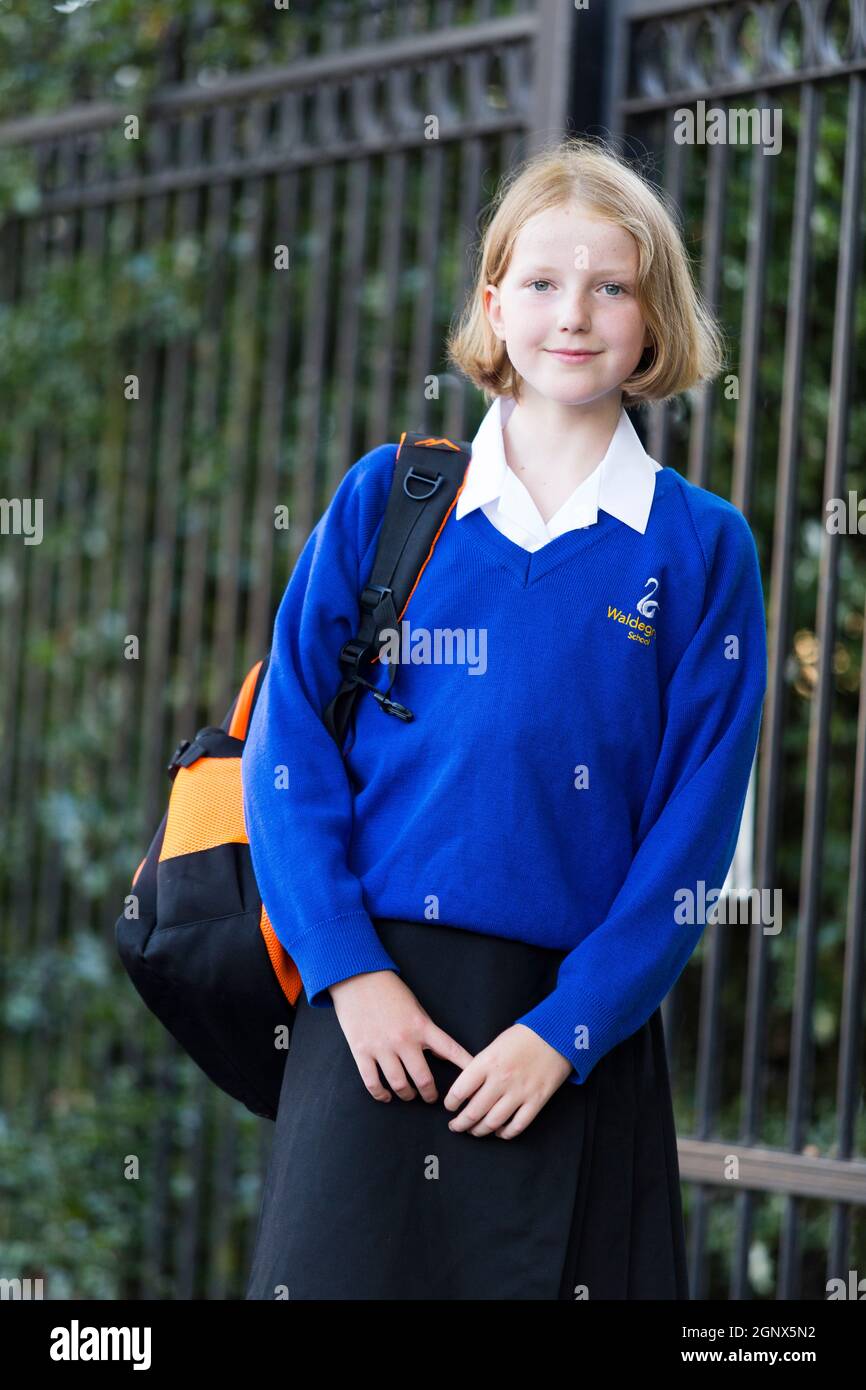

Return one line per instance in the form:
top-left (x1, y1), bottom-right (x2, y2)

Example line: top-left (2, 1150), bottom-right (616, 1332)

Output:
top-left (557, 296), bottom-right (592, 332)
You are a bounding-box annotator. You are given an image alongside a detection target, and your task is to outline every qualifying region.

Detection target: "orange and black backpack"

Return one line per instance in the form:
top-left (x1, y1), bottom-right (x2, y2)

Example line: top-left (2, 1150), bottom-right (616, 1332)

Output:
top-left (114, 433), bottom-right (472, 1119)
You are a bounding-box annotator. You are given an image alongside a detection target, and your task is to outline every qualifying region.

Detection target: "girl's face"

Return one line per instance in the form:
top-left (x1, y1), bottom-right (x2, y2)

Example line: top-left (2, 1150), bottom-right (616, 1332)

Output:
top-left (484, 201), bottom-right (652, 408)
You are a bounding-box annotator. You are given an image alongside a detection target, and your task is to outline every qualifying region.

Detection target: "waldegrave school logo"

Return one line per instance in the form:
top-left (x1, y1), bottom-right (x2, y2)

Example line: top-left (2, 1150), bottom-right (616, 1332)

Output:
top-left (607, 576), bottom-right (660, 647)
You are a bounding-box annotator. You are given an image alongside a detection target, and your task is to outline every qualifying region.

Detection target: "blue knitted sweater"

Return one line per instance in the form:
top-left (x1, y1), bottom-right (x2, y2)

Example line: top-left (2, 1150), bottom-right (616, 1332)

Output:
top-left (240, 440), bottom-right (767, 1084)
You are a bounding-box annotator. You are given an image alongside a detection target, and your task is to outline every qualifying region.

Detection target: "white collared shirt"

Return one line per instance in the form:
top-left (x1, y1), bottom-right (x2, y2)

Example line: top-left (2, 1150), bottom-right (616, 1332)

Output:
top-left (455, 395), bottom-right (662, 551)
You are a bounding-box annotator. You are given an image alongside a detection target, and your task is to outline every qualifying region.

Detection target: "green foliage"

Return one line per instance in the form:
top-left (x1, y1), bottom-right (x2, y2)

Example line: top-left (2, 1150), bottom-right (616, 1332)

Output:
top-left (0, 934), bottom-right (152, 1298)
top-left (0, 931), bottom-right (264, 1299)
top-left (0, 241), bottom-right (208, 444)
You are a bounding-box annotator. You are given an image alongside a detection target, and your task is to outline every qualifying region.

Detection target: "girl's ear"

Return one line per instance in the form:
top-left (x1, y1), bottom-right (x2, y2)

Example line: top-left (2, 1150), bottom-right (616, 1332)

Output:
top-left (484, 284), bottom-right (506, 342)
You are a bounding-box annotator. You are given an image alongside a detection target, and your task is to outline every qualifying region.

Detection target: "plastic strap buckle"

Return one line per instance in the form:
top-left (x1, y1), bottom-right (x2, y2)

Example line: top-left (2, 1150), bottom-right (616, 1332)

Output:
top-left (166, 728), bottom-right (222, 779)
top-left (359, 583), bottom-right (393, 612)
top-left (167, 738), bottom-right (193, 779)
top-left (338, 637), bottom-right (371, 680)
top-left (370, 689), bottom-right (414, 721)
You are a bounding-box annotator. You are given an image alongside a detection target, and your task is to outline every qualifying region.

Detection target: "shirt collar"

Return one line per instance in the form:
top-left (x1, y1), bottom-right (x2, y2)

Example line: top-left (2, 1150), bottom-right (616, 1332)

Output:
top-left (455, 395), bottom-right (662, 536)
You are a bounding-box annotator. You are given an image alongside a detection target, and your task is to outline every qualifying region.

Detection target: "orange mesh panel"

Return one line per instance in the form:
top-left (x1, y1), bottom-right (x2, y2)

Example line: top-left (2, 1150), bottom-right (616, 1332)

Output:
top-left (159, 758), bottom-right (248, 861)
top-left (259, 902), bottom-right (303, 1006)
top-left (155, 753), bottom-right (301, 1005)
top-left (228, 659), bottom-right (264, 741)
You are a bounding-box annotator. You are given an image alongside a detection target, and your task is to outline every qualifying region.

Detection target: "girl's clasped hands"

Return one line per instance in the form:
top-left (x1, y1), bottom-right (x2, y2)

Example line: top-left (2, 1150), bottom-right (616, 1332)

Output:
top-left (328, 969), bottom-right (574, 1139)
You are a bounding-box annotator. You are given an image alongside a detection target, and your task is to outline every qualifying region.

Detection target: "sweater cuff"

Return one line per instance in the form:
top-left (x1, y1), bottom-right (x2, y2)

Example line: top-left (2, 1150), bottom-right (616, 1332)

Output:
top-left (514, 980), bottom-right (620, 1086)
top-left (286, 910), bottom-right (401, 1007)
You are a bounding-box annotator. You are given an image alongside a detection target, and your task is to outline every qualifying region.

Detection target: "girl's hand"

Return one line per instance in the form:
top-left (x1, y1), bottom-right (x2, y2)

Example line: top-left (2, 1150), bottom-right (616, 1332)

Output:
top-left (442, 1023), bottom-right (574, 1139)
top-left (328, 970), bottom-right (475, 1103)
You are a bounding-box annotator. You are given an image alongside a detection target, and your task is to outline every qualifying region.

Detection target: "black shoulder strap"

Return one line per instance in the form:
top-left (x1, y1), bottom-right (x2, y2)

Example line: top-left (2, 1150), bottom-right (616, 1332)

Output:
top-left (322, 432), bottom-right (472, 750)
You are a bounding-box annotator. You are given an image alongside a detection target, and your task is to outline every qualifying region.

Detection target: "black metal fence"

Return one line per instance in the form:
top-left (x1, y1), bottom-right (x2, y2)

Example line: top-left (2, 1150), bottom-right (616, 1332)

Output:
top-left (608, 0), bottom-right (866, 1299)
top-left (1, 0), bottom-right (864, 1299)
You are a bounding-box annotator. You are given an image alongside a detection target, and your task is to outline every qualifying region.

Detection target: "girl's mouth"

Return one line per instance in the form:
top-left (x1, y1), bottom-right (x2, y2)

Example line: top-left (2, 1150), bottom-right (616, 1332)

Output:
top-left (545, 349), bottom-right (601, 362)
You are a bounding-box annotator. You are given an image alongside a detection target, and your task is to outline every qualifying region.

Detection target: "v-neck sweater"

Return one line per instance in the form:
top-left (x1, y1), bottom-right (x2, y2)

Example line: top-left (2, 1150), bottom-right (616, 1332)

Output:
top-left (241, 441), bottom-right (768, 1084)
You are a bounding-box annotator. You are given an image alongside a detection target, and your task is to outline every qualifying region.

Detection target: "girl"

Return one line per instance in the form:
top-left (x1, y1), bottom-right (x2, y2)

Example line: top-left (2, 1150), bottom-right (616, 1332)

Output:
top-left (241, 136), bottom-right (767, 1300)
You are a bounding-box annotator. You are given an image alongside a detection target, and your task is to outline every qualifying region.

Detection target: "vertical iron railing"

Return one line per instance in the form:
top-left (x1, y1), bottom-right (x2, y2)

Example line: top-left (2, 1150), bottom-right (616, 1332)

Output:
top-left (607, 0), bottom-right (866, 1299)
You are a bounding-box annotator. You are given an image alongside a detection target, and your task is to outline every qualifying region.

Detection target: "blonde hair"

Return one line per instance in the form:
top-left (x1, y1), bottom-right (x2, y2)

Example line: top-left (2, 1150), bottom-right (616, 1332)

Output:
top-left (445, 135), bottom-right (725, 408)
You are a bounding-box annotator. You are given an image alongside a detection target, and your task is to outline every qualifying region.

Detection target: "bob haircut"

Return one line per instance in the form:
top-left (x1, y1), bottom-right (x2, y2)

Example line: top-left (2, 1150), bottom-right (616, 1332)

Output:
top-left (445, 135), bottom-right (725, 408)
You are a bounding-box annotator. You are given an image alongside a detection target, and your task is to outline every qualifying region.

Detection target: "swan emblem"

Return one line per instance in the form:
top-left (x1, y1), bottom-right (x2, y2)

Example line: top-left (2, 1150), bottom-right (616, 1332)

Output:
top-left (635, 576), bottom-right (660, 618)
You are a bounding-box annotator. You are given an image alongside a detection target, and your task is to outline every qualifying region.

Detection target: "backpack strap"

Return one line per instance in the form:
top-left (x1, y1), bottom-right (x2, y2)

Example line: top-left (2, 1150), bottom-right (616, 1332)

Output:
top-left (322, 433), bottom-right (472, 749)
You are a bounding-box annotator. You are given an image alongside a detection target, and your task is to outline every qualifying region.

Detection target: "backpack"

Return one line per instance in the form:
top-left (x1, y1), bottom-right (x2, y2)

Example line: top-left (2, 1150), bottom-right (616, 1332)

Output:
top-left (114, 433), bottom-right (472, 1119)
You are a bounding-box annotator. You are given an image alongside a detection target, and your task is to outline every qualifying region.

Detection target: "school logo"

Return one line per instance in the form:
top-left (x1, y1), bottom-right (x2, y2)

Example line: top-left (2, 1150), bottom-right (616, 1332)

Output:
top-left (636, 576), bottom-right (660, 617)
top-left (606, 577), bottom-right (660, 647)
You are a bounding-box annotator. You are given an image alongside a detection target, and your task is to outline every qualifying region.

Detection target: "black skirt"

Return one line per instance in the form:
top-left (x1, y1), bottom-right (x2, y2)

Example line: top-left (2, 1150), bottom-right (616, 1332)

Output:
top-left (245, 916), bottom-right (690, 1301)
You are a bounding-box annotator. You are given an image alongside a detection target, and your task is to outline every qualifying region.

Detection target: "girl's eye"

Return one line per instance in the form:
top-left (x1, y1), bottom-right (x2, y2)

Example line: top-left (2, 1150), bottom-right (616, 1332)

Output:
top-left (601, 282), bottom-right (626, 297)
top-left (529, 279), bottom-right (552, 292)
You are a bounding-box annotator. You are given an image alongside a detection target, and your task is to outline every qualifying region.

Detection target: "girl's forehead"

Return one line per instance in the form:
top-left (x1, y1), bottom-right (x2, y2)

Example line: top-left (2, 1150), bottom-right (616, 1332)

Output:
top-left (509, 209), bottom-right (639, 267)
